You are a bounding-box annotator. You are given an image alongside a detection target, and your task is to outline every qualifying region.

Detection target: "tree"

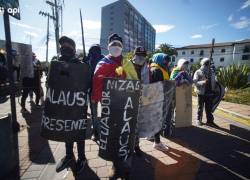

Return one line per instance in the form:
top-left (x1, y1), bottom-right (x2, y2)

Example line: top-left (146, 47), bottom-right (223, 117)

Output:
top-left (155, 43), bottom-right (177, 56)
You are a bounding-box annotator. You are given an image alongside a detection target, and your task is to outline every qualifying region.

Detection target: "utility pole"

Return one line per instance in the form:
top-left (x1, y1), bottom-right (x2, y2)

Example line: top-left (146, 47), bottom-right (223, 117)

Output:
top-left (39, 11), bottom-right (55, 62)
top-left (45, 0), bottom-right (63, 56)
top-left (80, 9), bottom-right (86, 58)
top-left (46, 15), bottom-right (50, 63)
top-left (3, 11), bottom-right (19, 132)
top-left (54, 0), bottom-right (60, 55)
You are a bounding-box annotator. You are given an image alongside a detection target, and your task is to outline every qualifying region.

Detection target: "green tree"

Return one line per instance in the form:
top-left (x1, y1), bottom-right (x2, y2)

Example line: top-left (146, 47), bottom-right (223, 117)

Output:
top-left (155, 43), bottom-right (177, 56)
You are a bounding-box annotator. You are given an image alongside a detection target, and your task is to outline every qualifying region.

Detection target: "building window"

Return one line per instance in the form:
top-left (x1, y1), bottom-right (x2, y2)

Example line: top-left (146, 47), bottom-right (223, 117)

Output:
top-left (110, 6), bottom-right (114, 9)
top-left (243, 46), bottom-right (250, 53)
top-left (110, 11), bottom-right (114, 15)
top-left (221, 49), bottom-right (225, 53)
top-left (182, 51), bottom-right (185, 55)
top-left (110, 28), bottom-right (113, 32)
top-left (242, 55), bottom-right (250, 60)
top-left (191, 50), bottom-right (194, 55)
top-left (190, 58), bottom-right (194, 63)
top-left (200, 50), bottom-right (204, 56)
top-left (220, 57), bottom-right (224, 62)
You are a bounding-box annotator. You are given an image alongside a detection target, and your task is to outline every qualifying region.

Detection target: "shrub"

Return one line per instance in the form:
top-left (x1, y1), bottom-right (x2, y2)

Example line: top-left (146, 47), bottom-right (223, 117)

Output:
top-left (217, 64), bottom-right (250, 89)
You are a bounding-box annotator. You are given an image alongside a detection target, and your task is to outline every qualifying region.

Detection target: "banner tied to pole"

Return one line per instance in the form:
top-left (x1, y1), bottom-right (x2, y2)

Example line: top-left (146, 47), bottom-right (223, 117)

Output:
top-left (41, 60), bottom-right (91, 142)
top-left (98, 78), bottom-right (141, 161)
top-left (137, 81), bottom-right (175, 138)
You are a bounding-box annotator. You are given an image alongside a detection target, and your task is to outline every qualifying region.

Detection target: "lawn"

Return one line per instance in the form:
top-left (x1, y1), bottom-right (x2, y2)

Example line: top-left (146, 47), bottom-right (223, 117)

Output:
top-left (192, 87), bottom-right (250, 106)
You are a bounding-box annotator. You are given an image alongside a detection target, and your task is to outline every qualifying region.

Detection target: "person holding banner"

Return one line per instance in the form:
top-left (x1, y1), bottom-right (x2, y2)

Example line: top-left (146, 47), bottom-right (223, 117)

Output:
top-left (193, 58), bottom-right (215, 126)
top-left (92, 33), bottom-right (131, 179)
top-left (123, 46), bottom-right (150, 157)
top-left (170, 58), bottom-right (193, 86)
top-left (149, 53), bottom-right (171, 152)
top-left (54, 36), bottom-right (90, 174)
top-left (86, 44), bottom-right (104, 142)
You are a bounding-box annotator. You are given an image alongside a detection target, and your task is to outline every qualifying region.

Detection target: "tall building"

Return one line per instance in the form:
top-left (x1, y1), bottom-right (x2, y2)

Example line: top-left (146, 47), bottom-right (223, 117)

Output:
top-left (100, 0), bottom-right (156, 54)
top-left (175, 39), bottom-right (250, 68)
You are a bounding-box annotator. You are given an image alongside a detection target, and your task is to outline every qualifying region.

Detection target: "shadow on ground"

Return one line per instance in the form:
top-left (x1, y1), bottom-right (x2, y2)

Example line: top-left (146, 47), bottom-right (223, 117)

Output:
top-left (21, 101), bottom-right (55, 164)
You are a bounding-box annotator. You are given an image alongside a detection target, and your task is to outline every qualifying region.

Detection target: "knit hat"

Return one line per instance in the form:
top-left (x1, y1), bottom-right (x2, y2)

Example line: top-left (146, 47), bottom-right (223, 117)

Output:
top-left (108, 33), bottom-right (123, 46)
top-left (134, 46), bottom-right (147, 56)
top-left (59, 36), bottom-right (76, 49)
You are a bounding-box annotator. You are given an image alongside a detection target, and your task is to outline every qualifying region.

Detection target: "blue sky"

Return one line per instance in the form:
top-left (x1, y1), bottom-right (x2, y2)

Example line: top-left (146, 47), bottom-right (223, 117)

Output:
top-left (0, 0), bottom-right (250, 61)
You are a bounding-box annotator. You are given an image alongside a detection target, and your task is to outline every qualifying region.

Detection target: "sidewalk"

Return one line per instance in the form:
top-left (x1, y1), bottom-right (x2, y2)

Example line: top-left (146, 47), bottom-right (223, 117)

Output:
top-left (0, 95), bottom-right (249, 180)
top-left (192, 96), bottom-right (250, 127)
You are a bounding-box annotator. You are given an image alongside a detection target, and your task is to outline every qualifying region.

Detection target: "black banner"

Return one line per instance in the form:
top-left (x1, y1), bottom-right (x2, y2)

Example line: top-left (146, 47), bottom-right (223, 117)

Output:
top-left (40, 61), bottom-right (91, 142)
top-left (99, 78), bottom-right (141, 161)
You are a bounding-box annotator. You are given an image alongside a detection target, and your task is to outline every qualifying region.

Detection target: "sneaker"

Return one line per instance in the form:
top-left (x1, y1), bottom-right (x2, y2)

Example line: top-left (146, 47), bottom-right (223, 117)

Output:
top-left (21, 108), bottom-right (28, 114)
top-left (134, 146), bottom-right (143, 157)
top-left (196, 120), bottom-right (202, 126)
top-left (76, 159), bottom-right (87, 174)
top-left (56, 156), bottom-right (75, 173)
top-left (153, 142), bottom-right (169, 152)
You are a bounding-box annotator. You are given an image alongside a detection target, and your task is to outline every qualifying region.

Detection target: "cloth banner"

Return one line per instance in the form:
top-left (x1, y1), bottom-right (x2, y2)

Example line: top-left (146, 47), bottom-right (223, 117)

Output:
top-left (40, 60), bottom-right (91, 142)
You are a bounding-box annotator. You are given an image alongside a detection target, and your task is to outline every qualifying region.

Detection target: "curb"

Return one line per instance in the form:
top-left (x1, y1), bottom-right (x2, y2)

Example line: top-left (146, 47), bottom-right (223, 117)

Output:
top-left (217, 107), bottom-right (250, 121)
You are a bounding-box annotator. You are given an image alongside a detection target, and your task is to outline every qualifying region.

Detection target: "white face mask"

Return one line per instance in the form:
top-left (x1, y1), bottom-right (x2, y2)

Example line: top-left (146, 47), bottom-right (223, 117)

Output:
top-left (109, 46), bottom-right (122, 57)
top-left (133, 55), bottom-right (146, 66)
top-left (182, 63), bottom-right (189, 71)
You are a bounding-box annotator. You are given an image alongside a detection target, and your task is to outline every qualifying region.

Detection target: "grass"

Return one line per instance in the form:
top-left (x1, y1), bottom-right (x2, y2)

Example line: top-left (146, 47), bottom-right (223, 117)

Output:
top-left (192, 86), bottom-right (250, 106)
top-left (223, 87), bottom-right (250, 106)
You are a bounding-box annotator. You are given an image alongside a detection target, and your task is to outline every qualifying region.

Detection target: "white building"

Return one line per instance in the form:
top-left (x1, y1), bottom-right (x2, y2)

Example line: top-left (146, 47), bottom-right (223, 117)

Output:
top-left (174, 39), bottom-right (250, 68)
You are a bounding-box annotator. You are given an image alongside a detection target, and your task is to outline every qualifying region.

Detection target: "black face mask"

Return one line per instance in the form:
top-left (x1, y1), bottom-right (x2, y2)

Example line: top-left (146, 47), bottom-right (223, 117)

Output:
top-left (60, 47), bottom-right (75, 58)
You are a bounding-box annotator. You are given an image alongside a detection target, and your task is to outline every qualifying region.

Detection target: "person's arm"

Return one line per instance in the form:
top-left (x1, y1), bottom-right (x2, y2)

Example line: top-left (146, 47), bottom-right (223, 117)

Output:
top-left (91, 64), bottom-right (109, 103)
top-left (193, 71), bottom-right (206, 87)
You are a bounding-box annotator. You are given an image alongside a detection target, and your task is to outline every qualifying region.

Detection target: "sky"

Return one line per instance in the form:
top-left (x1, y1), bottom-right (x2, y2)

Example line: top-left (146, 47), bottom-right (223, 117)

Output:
top-left (0, 0), bottom-right (250, 61)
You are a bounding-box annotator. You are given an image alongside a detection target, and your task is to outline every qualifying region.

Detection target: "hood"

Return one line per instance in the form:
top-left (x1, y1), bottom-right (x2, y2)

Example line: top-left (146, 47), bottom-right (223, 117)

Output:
top-left (151, 53), bottom-right (168, 68)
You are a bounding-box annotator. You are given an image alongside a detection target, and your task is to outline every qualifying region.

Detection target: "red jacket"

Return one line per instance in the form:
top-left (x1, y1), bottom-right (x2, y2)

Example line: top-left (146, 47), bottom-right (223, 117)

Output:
top-left (91, 55), bottom-right (126, 102)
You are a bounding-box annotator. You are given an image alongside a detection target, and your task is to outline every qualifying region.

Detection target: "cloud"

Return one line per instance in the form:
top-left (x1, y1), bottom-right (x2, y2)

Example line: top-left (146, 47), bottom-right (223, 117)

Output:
top-left (228, 14), bottom-right (233, 22)
top-left (191, 34), bottom-right (202, 39)
top-left (83, 20), bottom-right (101, 30)
top-left (153, 24), bottom-right (175, 33)
top-left (24, 31), bottom-right (38, 37)
top-left (231, 16), bottom-right (250, 29)
top-left (201, 23), bottom-right (218, 30)
top-left (240, 0), bottom-right (250, 10)
top-left (10, 21), bottom-right (42, 32)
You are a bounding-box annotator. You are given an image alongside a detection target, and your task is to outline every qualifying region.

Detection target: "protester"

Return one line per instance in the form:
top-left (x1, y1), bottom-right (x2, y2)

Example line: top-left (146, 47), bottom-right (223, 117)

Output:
top-left (29, 53), bottom-right (43, 107)
top-left (123, 46), bottom-right (150, 157)
top-left (12, 50), bottom-right (20, 82)
top-left (55, 36), bottom-right (90, 174)
top-left (170, 58), bottom-right (193, 86)
top-left (86, 44), bottom-right (104, 142)
top-left (0, 51), bottom-right (8, 84)
top-left (149, 53), bottom-right (171, 152)
top-left (20, 52), bottom-right (35, 113)
top-left (92, 33), bottom-right (130, 179)
top-left (193, 57), bottom-right (216, 126)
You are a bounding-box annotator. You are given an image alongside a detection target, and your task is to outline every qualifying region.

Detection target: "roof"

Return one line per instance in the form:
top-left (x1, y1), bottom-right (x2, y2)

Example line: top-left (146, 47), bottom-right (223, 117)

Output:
top-left (176, 39), bottom-right (250, 50)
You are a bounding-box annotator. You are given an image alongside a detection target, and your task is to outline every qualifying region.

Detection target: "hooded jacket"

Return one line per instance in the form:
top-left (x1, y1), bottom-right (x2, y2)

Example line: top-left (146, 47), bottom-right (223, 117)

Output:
top-left (150, 53), bottom-right (170, 82)
top-left (86, 44), bottom-right (104, 74)
top-left (91, 55), bottom-right (126, 102)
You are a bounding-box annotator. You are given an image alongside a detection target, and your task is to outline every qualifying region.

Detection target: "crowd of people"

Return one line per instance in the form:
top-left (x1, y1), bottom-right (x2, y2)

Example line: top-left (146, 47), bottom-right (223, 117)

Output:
top-left (0, 33), bottom-right (217, 180)
top-left (48, 34), bottom-right (217, 179)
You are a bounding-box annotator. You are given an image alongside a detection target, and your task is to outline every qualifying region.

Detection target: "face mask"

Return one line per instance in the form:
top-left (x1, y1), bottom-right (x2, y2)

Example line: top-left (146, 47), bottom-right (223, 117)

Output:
top-left (133, 55), bottom-right (146, 66)
top-left (109, 46), bottom-right (122, 57)
top-left (182, 63), bottom-right (189, 71)
top-left (60, 47), bottom-right (75, 58)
